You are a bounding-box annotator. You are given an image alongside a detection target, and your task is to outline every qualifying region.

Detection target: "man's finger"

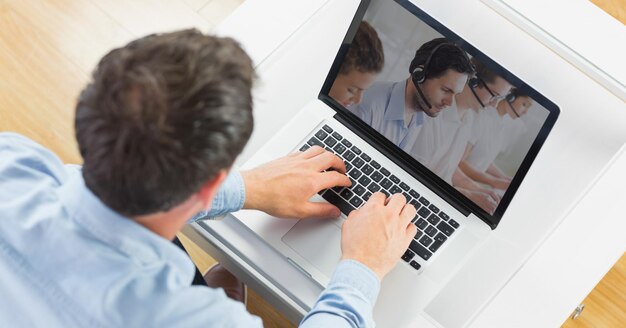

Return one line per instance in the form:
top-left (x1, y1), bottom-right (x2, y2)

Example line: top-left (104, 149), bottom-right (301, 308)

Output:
top-left (363, 192), bottom-right (386, 207)
top-left (302, 202), bottom-right (342, 219)
top-left (399, 202), bottom-right (417, 227)
top-left (404, 224), bottom-right (418, 247)
top-left (316, 171), bottom-right (351, 191)
top-left (385, 193), bottom-right (407, 213)
top-left (300, 145), bottom-right (325, 159)
top-left (308, 151), bottom-right (346, 174)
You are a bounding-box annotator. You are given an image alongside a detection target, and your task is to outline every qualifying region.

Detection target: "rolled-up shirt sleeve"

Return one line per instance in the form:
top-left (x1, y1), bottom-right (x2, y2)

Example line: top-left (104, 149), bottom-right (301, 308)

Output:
top-left (190, 171), bottom-right (246, 221)
top-left (300, 260), bottom-right (381, 328)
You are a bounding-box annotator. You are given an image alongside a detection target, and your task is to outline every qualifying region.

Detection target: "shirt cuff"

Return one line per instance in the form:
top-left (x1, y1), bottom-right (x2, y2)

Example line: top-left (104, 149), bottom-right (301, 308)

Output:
top-left (190, 171), bottom-right (246, 222)
top-left (330, 259), bottom-right (381, 305)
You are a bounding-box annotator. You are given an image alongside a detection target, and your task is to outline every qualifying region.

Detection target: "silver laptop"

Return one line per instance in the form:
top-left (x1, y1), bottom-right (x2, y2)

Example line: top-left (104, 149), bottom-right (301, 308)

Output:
top-left (233, 0), bottom-right (559, 326)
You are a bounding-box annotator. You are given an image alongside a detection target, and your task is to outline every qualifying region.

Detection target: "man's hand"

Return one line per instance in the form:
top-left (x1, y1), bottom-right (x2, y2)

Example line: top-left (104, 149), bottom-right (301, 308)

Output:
top-left (241, 146), bottom-right (351, 219)
top-left (341, 193), bottom-right (417, 281)
top-left (488, 177), bottom-right (511, 191)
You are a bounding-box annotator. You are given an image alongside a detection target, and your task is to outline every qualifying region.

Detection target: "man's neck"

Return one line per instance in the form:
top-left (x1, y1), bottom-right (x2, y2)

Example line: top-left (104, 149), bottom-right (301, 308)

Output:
top-left (132, 200), bottom-right (202, 240)
top-left (496, 103), bottom-right (508, 117)
top-left (455, 87), bottom-right (479, 114)
top-left (405, 78), bottom-right (426, 115)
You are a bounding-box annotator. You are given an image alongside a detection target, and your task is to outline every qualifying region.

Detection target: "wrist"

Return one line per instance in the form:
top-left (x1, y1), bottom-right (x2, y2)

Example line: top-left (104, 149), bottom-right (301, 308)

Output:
top-left (341, 255), bottom-right (385, 281)
top-left (240, 170), bottom-right (257, 210)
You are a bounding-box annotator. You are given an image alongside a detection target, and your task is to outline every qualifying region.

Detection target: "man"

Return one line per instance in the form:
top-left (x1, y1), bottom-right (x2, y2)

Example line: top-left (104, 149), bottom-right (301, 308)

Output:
top-left (349, 38), bottom-right (473, 150)
top-left (459, 88), bottom-right (534, 191)
top-left (409, 57), bottom-right (512, 214)
top-left (328, 21), bottom-right (384, 108)
top-left (0, 30), bottom-right (416, 327)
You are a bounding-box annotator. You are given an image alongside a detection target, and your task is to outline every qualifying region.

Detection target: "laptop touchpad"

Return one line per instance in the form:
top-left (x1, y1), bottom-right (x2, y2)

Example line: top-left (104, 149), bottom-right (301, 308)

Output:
top-left (282, 219), bottom-right (342, 277)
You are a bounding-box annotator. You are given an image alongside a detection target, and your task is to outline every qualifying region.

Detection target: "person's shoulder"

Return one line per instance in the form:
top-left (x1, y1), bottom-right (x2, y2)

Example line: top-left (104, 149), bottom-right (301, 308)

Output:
top-left (0, 132), bottom-right (67, 185)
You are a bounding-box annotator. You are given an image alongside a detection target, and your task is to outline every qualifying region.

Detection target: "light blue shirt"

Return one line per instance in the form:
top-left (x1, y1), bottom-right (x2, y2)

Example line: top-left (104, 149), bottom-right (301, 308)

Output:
top-left (0, 133), bottom-right (380, 327)
top-left (349, 80), bottom-right (424, 151)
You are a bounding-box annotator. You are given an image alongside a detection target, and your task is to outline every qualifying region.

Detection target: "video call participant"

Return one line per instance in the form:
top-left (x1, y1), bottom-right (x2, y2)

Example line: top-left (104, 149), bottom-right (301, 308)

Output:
top-left (329, 21), bottom-right (384, 108)
top-left (410, 57), bottom-right (512, 214)
top-left (459, 88), bottom-right (534, 190)
top-left (348, 38), bottom-right (473, 150)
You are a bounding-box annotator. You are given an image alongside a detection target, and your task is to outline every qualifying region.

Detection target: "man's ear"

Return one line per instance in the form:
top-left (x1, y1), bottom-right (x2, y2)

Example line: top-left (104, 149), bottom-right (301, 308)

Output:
top-left (197, 170), bottom-right (229, 210)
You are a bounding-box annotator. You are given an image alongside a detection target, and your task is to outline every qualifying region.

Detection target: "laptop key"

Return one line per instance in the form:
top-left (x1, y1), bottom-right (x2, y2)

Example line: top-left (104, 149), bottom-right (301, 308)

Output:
top-left (370, 160), bottom-right (381, 169)
top-left (399, 182), bottom-right (410, 191)
top-left (428, 204), bottom-right (439, 214)
top-left (434, 232), bottom-right (447, 243)
top-left (348, 169), bottom-right (362, 179)
top-left (315, 130), bottom-right (328, 140)
top-left (358, 176), bottom-right (371, 187)
top-left (427, 213), bottom-right (440, 225)
top-left (299, 144), bottom-right (310, 152)
top-left (322, 191), bottom-right (355, 216)
top-left (367, 183), bottom-right (381, 193)
top-left (425, 225), bottom-right (437, 237)
top-left (340, 189), bottom-right (354, 200)
top-left (322, 125), bottom-right (333, 133)
top-left (415, 218), bottom-right (428, 230)
top-left (438, 211), bottom-right (450, 221)
top-left (361, 164), bottom-right (374, 176)
top-left (389, 175), bottom-right (400, 184)
top-left (333, 143), bottom-right (347, 154)
top-left (340, 139), bottom-right (352, 147)
top-left (417, 206), bottom-right (431, 218)
top-left (409, 240), bottom-right (432, 261)
top-left (362, 191), bottom-right (372, 201)
top-left (353, 157), bottom-right (365, 168)
top-left (419, 235), bottom-right (433, 247)
top-left (345, 162), bottom-right (352, 172)
top-left (403, 192), bottom-right (412, 203)
top-left (331, 132), bottom-right (343, 140)
top-left (380, 167), bottom-right (391, 176)
top-left (437, 221), bottom-right (455, 236)
top-left (352, 146), bottom-right (362, 155)
top-left (353, 185), bottom-right (366, 196)
top-left (409, 260), bottom-right (421, 270)
top-left (371, 171), bottom-right (383, 183)
top-left (429, 240), bottom-right (444, 253)
top-left (418, 197), bottom-right (430, 206)
top-left (349, 196), bottom-right (363, 208)
top-left (343, 151), bottom-right (356, 161)
top-left (381, 190), bottom-right (390, 198)
top-left (390, 185), bottom-right (403, 195)
top-left (402, 250), bottom-right (415, 262)
top-left (448, 218), bottom-right (459, 228)
top-left (324, 137), bottom-right (337, 147)
top-left (380, 178), bottom-right (393, 190)
top-left (361, 153), bottom-right (371, 162)
top-left (409, 199), bottom-right (420, 208)
top-left (409, 189), bottom-right (420, 199)
top-left (307, 137), bottom-right (324, 148)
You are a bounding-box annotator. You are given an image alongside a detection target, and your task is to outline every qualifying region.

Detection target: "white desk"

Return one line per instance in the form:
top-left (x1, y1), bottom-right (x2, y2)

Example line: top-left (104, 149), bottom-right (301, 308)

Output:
top-left (184, 0), bottom-right (626, 326)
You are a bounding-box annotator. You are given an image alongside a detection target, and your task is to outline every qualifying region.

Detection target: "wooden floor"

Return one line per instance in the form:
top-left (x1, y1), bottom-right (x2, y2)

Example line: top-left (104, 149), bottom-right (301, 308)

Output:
top-left (0, 1), bottom-right (623, 327)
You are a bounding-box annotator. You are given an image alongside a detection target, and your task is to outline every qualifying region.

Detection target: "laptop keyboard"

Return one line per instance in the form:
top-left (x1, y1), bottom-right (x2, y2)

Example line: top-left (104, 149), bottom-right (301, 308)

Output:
top-left (299, 124), bottom-right (460, 271)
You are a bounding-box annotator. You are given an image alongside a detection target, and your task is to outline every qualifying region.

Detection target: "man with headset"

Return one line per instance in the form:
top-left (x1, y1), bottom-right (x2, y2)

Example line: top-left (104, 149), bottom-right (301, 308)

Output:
top-left (459, 88), bottom-right (535, 191)
top-left (409, 56), bottom-right (513, 214)
top-left (348, 38), bottom-right (474, 151)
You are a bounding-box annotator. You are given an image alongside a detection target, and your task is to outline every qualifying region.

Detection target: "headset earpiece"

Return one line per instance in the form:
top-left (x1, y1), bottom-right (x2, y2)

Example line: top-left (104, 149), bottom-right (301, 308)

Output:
top-left (505, 91), bottom-right (516, 104)
top-left (468, 77), bottom-right (480, 89)
top-left (412, 66), bottom-right (426, 84)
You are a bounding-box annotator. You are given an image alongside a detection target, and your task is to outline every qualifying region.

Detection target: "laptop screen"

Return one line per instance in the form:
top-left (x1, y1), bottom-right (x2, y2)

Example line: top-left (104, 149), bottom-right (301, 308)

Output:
top-left (319, 0), bottom-right (559, 228)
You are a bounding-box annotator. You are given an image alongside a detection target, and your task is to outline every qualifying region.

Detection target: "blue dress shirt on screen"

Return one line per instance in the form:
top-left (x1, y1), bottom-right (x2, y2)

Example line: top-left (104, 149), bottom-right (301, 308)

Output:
top-left (0, 133), bottom-right (380, 328)
top-left (349, 80), bottom-right (424, 151)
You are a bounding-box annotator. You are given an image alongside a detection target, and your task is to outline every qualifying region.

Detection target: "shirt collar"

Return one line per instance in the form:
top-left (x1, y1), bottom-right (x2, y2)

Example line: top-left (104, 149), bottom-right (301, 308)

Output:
top-left (56, 173), bottom-right (194, 272)
top-left (383, 80), bottom-right (408, 122)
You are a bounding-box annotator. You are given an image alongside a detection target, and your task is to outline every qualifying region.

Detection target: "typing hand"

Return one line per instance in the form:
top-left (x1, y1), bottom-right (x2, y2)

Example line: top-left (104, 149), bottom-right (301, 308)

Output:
top-left (461, 189), bottom-right (497, 214)
top-left (341, 193), bottom-right (417, 281)
top-left (241, 146), bottom-right (351, 219)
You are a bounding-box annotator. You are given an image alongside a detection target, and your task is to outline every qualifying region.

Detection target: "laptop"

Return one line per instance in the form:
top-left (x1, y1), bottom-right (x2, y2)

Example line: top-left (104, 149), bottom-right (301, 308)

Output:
top-left (233, 0), bottom-right (559, 326)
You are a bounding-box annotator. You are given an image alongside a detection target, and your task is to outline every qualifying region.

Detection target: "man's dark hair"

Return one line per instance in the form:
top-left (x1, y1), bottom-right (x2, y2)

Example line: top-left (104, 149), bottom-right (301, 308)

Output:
top-left (470, 56), bottom-right (500, 85)
top-left (409, 38), bottom-right (473, 79)
top-left (339, 21), bottom-right (384, 75)
top-left (75, 29), bottom-right (255, 216)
